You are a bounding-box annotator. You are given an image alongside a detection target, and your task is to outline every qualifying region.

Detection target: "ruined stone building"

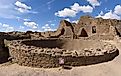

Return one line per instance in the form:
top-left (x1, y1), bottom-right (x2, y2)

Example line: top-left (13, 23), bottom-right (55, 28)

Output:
top-left (0, 15), bottom-right (120, 68)
top-left (37, 15), bottom-right (121, 40)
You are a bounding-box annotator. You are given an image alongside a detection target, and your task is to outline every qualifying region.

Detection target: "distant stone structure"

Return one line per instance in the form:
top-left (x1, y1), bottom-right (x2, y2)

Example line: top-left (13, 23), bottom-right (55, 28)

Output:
top-left (0, 15), bottom-right (120, 68)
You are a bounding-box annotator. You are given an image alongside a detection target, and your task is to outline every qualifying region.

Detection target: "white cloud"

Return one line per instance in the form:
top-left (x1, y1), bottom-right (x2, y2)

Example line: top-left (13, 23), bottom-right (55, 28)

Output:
top-left (26, 29), bottom-right (38, 32)
top-left (15, 1), bottom-right (31, 10)
top-left (86, 0), bottom-right (100, 7)
top-left (45, 24), bottom-right (49, 27)
top-left (64, 18), bottom-right (79, 24)
top-left (50, 24), bottom-right (55, 26)
top-left (71, 3), bottom-right (93, 13)
top-left (16, 17), bottom-right (31, 22)
top-left (19, 26), bottom-right (25, 29)
top-left (96, 11), bottom-right (104, 17)
top-left (15, 8), bottom-right (28, 13)
top-left (42, 24), bottom-right (56, 31)
top-left (17, 26), bottom-right (26, 32)
top-left (96, 10), bottom-right (121, 20)
top-left (72, 20), bottom-right (79, 24)
top-left (0, 23), bottom-right (2, 26)
top-left (64, 18), bottom-right (71, 22)
top-left (0, 23), bottom-right (14, 32)
top-left (55, 3), bottom-right (93, 17)
top-left (114, 5), bottom-right (121, 15)
top-left (15, 8), bottom-right (38, 14)
top-left (0, 0), bottom-right (36, 19)
top-left (55, 8), bottom-right (77, 17)
top-left (48, 20), bottom-right (52, 23)
top-left (14, 1), bottom-right (32, 13)
top-left (100, 11), bottom-right (104, 15)
top-left (2, 24), bottom-right (10, 27)
top-left (24, 21), bottom-right (38, 29)
top-left (23, 18), bottom-right (31, 21)
top-left (96, 4), bottom-right (121, 20)
top-left (5, 27), bottom-right (14, 32)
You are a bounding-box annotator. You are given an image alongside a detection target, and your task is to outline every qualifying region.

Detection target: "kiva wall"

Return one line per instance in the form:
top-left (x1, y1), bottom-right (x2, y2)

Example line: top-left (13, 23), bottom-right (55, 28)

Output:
top-left (7, 39), bottom-right (119, 68)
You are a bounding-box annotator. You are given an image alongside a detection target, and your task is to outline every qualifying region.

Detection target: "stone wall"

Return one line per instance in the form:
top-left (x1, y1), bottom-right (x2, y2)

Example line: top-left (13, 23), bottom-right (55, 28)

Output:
top-left (38, 16), bottom-right (120, 39)
top-left (6, 39), bottom-right (119, 68)
top-left (0, 32), bottom-right (32, 64)
top-left (0, 33), bottom-right (9, 63)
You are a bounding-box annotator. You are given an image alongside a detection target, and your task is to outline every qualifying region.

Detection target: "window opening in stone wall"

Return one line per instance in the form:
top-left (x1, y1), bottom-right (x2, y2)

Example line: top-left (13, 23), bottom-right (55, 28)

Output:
top-left (92, 26), bottom-right (96, 33)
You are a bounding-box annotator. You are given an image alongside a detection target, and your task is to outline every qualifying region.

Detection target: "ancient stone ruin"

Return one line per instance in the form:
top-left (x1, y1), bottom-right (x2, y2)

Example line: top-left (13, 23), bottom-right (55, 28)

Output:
top-left (0, 15), bottom-right (120, 68)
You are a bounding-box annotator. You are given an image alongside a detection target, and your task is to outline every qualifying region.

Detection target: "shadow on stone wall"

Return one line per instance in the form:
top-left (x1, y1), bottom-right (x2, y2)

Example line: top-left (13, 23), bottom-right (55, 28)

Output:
top-left (0, 47), bottom-right (10, 64)
top-left (13, 49), bottom-right (119, 68)
top-left (22, 39), bottom-right (65, 49)
top-left (65, 49), bottom-right (119, 66)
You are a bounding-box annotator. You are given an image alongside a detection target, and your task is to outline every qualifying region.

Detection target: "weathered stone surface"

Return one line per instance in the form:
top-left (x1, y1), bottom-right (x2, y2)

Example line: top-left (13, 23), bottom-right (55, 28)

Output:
top-left (5, 39), bottom-right (119, 68)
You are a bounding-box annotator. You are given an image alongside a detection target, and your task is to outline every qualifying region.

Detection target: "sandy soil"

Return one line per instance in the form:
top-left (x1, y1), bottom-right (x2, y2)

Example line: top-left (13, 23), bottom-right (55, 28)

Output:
top-left (0, 41), bottom-right (121, 76)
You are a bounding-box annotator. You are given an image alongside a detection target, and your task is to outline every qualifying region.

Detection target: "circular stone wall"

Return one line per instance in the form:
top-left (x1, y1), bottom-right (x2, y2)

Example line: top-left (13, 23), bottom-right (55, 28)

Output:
top-left (7, 39), bottom-right (119, 68)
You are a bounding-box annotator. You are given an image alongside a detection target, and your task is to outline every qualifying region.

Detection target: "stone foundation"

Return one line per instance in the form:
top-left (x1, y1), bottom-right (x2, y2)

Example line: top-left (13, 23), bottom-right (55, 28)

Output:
top-left (7, 39), bottom-right (119, 68)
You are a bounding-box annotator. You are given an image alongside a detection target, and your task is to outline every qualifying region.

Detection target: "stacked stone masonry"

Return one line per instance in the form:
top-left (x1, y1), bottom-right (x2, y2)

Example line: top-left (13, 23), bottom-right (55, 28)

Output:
top-left (6, 39), bottom-right (119, 68)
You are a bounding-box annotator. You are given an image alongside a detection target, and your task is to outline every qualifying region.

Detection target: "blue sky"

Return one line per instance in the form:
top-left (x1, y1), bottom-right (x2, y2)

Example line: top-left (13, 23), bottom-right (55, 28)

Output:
top-left (0, 0), bottom-right (121, 32)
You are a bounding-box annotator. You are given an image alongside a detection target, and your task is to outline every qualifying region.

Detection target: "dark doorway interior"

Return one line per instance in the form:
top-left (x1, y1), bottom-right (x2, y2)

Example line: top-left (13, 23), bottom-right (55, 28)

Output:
top-left (0, 47), bottom-right (10, 64)
top-left (92, 26), bottom-right (96, 33)
top-left (80, 28), bottom-right (88, 37)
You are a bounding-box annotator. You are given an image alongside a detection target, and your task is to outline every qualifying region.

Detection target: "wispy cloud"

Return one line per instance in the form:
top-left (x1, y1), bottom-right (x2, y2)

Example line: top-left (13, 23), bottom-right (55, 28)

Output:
top-left (86, 0), bottom-right (101, 7)
top-left (15, 1), bottom-right (31, 10)
top-left (46, 0), bottom-right (55, 10)
top-left (14, 1), bottom-right (38, 14)
top-left (0, 0), bottom-right (37, 19)
top-left (42, 24), bottom-right (56, 31)
top-left (24, 21), bottom-right (38, 29)
top-left (48, 20), bottom-right (56, 23)
top-left (47, 0), bottom-right (55, 5)
top-left (0, 22), bottom-right (14, 32)
top-left (0, 0), bottom-right (17, 19)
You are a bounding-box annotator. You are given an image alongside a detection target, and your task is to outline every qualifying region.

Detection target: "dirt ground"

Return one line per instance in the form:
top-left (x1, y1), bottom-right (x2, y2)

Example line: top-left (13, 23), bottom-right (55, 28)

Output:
top-left (0, 41), bottom-right (121, 76)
